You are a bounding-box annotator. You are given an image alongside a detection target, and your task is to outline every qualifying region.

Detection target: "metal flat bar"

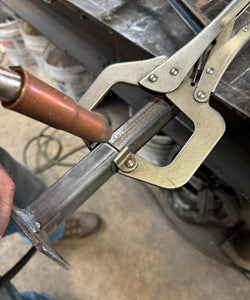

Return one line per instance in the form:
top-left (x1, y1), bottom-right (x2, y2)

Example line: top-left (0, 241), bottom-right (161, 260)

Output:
top-left (181, 0), bottom-right (211, 26)
top-left (167, 0), bottom-right (204, 33)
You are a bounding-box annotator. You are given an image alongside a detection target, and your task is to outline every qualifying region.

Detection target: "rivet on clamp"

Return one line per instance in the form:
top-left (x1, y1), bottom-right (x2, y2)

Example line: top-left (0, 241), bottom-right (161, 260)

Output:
top-left (113, 147), bottom-right (138, 173)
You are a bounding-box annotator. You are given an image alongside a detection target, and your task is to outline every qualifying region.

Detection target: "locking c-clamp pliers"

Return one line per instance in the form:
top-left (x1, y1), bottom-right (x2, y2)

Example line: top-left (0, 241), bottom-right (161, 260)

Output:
top-left (11, 0), bottom-right (250, 268)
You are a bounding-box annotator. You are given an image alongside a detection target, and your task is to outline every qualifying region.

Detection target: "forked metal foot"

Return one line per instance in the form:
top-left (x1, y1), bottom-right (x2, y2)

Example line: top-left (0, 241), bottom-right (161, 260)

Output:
top-left (12, 206), bottom-right (70, 269)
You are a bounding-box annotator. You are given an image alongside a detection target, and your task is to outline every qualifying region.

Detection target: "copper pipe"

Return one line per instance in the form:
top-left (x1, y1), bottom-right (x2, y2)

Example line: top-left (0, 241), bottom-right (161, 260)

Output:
top-left (1, 68), bottom-right (112, 142)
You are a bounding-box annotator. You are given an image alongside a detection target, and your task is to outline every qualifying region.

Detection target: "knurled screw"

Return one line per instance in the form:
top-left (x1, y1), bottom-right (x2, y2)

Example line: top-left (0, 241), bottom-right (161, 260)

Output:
top-left (148, 74), bottom-right (157, 82)
top-left (126, 159), bottom-right (135, 168)
top-left (242, 26), bottom-right (249, 32)
top-left (170, 68), bottom-right (179, 76)
top-left (197, 91), bottom-right (206, 99)
top-left (206, 67), bottom-right (214, 74)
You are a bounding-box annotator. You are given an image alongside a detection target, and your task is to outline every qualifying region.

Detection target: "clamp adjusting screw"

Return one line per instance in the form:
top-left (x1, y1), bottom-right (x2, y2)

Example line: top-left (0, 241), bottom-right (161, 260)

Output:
top-left (242, 26), bottom-right (249, 32)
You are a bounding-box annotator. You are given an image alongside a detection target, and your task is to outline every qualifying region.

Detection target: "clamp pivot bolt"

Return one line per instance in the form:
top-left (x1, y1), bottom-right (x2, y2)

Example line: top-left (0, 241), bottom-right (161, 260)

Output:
top-left (148, 74), bottom-right (158, 82)
top-left (206, 67), bottom-right (214, 74)
top-left (126, 159), bottom-right (135, 168)
top-left (170, 68), bottom-right (179, 76)
top-left (197, 91), bottom-right (206, 99)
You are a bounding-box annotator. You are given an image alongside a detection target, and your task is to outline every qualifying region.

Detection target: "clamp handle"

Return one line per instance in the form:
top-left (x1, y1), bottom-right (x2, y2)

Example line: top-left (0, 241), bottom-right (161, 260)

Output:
top-left (139, 0), bottom-right (249, 93)
top-left (194, 23), bottom-right (250, 102)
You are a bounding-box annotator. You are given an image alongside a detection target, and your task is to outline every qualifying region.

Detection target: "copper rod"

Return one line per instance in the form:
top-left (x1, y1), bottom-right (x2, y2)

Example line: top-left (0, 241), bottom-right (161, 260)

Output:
top-left (1, 68), bottom-right (112, 142)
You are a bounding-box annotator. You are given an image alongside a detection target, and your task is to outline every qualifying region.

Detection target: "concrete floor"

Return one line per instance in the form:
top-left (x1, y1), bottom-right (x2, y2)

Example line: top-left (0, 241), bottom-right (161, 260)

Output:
top-left (0, 64), bottom-right (250, 300)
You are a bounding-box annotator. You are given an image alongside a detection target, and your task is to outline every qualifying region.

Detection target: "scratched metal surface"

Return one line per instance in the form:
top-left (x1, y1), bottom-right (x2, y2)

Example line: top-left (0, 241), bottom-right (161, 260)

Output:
top-left (64, 0), bottom-right (250, 117)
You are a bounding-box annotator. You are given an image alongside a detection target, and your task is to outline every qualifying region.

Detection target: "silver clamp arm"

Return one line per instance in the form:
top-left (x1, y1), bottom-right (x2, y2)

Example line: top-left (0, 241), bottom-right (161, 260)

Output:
top-left (194, 23), bottom-right (250, 102)
top-left (139, 0), bottom-right (249, 93)
top-left (78, 56), bottom-right (167, 110)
